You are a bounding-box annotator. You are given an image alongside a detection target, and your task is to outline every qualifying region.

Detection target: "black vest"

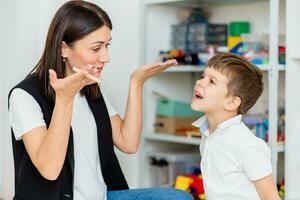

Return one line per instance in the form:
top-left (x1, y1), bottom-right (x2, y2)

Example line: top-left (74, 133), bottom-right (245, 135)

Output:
top-left (8, 75), bottom-right (128, 200)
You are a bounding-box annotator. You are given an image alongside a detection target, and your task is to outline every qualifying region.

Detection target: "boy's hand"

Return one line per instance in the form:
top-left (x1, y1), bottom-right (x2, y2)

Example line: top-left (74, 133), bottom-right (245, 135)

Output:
top-left (254, 174), bottom-right (281, 200)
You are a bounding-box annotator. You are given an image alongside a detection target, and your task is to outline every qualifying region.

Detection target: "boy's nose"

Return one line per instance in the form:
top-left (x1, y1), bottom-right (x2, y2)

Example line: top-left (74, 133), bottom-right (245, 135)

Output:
top-left (196, 79), bottom-right (204, 87)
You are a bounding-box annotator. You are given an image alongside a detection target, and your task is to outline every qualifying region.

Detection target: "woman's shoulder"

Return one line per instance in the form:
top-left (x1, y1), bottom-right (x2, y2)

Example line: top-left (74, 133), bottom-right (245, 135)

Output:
top-left (9, 88), bottom-right (40, 109)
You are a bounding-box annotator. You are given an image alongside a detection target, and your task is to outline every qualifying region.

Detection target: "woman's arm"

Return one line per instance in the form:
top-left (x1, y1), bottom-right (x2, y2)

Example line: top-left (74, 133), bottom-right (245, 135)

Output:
top-left (21, 67), bottom-right (92, 180)
top-left (111, 59), bottom-right (177, 153)
top-left (254, 174), bottom-right (281, 200)
top-left (23, 98), bottom-right (73, 180)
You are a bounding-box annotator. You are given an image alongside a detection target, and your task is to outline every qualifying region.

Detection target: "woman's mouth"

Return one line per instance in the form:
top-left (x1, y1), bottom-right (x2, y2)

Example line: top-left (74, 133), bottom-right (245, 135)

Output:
top-left (92, 65), bottom-right (104, 75)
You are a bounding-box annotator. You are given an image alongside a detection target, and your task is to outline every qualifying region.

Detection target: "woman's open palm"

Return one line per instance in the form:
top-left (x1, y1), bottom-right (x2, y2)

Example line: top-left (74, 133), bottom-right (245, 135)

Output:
top-left (131, 59), bottom-right (178, 85)
top-left (49, 65), bottom-right (94, 101)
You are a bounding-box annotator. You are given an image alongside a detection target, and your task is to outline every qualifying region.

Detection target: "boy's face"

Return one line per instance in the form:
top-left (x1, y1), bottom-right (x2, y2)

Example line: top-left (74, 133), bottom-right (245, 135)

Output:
top-left (191, 67), bottom-right (232, 114)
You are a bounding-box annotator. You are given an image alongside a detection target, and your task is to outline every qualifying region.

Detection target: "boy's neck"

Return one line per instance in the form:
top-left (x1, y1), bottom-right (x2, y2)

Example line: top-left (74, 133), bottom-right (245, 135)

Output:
top-left (206, 111), bottom-right (239, 134)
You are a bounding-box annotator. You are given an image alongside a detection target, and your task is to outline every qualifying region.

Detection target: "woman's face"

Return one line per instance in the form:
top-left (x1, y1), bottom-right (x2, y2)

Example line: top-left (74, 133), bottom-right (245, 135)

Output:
top-left (62, 25), bottom-right (111, 77)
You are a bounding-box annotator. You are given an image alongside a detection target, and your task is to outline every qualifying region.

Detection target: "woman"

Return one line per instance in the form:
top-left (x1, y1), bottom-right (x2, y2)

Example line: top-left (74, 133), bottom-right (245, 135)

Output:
top-left (8, 1), bottom-right (193, 200)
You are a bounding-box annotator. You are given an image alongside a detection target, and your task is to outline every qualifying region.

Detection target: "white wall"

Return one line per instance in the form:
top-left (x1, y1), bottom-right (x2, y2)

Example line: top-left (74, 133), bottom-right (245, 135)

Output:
top-left (0, 0), bottom-right (141, 199)
top-left (95, 0), bottom-right (142, 189)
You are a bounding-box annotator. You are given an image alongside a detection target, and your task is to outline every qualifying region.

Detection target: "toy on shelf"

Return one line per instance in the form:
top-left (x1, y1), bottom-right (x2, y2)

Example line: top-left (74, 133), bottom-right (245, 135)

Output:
top-left (175, 167), bottom-right (205, 200)
top-left (159, 49), bottom-right (200, 65)
top-left (278, 178), bottom-right (285, 198)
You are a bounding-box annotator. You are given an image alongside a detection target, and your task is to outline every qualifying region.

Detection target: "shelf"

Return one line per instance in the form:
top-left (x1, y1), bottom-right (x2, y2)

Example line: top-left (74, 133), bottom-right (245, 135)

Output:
top-left (276, 142), bottom-right (285, 153)
top-left (145, 132), bottom-right (285, 152)
top-left (144, 133), bottom-right (284, 152)
top-left (144, 132), bottom-right (201, 145)
top-left (144, 0), bottom-right (268, 7)
top-left (164, 65), bottom-right (205, 72)
top-left (290, 54), bottom-right (300, 60)
top-left (164, 64), bottom-right (285, 73)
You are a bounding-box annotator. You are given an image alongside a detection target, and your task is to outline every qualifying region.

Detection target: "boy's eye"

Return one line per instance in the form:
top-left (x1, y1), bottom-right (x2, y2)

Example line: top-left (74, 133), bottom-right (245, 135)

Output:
top-left (210, 79), bottom-right (215, 84)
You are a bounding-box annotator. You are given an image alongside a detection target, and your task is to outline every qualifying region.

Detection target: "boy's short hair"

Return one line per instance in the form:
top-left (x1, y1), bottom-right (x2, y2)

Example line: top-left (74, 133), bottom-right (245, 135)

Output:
top-left (208, 53), bottom-right (263, 114)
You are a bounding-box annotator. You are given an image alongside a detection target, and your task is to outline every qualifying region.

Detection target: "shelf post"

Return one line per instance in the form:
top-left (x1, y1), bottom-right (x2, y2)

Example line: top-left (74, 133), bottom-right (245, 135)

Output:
top-left (268, 0), bottom-right (279, 182)
top-left (285, 0), bottom-right (300, 199)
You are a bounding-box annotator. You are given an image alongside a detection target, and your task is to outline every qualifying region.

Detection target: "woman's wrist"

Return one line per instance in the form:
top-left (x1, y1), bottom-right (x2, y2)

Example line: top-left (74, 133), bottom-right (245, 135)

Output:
top-left (130, 79), bottom-right (143, 91)
top-left (55, 95), bottom-right (74, 107)
top-left (130, 75), bottom-right (144, 88)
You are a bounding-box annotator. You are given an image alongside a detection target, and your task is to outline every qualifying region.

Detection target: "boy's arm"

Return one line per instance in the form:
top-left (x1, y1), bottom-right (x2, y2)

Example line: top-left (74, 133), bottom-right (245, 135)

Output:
top-left (253, 174), bottom-right (281, 200)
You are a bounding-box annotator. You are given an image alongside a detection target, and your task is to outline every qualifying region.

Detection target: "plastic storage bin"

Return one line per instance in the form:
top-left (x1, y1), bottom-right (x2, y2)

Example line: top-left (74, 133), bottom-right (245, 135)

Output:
top-left (156, 99), bottom-right (203, 117)
top-left (148, 150), bottom-right (201, 187)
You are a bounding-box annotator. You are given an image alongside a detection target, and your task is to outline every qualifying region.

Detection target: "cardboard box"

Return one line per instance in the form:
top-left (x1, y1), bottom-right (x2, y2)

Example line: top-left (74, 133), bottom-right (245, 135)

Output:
top-left (154, 116), bottom-right (200, 135)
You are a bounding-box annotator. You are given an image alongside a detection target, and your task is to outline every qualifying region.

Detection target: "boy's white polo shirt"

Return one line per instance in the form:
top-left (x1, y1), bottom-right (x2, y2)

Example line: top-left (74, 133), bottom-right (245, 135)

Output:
top-left (193, 115), bottom-right (272, 200)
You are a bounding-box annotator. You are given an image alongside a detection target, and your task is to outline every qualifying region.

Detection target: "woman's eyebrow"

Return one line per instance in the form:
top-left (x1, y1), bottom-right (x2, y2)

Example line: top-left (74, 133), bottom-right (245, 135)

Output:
top-left (91, 37), bottom-right (112, 44)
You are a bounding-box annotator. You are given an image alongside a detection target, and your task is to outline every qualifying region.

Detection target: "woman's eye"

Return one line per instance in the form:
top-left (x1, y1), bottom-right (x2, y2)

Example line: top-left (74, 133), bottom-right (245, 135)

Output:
top-left (92, 48), bottom-right (101, 52)
top-left (210, 79), bottom-right (214, 84)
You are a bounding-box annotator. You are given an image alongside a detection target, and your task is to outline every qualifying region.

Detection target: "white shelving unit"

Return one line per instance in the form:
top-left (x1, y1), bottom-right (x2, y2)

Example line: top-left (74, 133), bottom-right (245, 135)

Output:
top-left (140, 0), bottom-right (288, 191)
top-left (164, 64), bottom-right (285, 72)
top-left (285, 0), bottom-right (300, 199)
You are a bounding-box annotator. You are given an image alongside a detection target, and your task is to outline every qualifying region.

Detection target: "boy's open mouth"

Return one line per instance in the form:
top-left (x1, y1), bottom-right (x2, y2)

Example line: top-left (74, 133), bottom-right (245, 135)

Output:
top-left (194, 91), bottom-right (203, 99)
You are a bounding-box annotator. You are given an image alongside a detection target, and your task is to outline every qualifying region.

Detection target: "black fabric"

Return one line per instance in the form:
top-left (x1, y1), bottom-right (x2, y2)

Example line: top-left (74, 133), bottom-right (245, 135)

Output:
top-left (8, 75), bottom-right (128, 200)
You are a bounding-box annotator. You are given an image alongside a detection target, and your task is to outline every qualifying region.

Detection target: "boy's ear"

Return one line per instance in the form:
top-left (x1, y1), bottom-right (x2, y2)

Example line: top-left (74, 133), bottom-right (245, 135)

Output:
top-left (224, 96), bottom-right (241, 112)
top-left (61, 41), bottom-right (70, 58)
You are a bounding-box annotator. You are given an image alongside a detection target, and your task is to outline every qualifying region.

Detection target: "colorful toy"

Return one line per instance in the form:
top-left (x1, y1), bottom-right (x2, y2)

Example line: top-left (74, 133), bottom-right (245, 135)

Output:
top-left (278, 178), bottom-right (285, 198)
top-left (175, 174), bottom-right (205, 199)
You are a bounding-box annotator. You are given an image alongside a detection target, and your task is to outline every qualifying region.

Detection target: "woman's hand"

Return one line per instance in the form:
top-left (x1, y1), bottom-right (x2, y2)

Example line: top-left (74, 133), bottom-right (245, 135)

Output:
top-left (49, 65), bottom-right (94, 102)
top-left (130, 59), bottom-right (178, 86)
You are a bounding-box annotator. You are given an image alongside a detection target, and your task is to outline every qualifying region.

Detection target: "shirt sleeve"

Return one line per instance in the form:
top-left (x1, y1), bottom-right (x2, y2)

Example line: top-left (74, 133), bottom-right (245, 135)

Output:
top-left (100, 88), bottom-right (118, 117)
top-left (242, 139), bottom-right (273, 181)
top-left (9, 88), bottom-right (46, 140)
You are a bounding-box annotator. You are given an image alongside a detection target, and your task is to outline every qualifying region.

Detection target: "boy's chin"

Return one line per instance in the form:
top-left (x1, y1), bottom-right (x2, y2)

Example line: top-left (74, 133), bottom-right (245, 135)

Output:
top-left (191, 103), bottom-right (204, 112)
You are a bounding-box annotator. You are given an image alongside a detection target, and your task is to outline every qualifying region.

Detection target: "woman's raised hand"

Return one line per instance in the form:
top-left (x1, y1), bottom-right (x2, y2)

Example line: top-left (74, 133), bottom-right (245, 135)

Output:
top-left (49, 65), bottom-right (94, 102)
top-left (131, 59), bottom-right (178, 86)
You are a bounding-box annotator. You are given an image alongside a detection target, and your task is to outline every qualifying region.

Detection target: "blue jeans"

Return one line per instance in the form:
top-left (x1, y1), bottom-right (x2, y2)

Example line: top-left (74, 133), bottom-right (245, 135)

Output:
top-left (107, 188), bottom-right (193, 200)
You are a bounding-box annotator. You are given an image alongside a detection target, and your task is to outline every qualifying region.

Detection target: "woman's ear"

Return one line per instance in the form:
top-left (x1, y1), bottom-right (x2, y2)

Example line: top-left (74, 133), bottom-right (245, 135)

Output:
top-left (61, 41), bottom-right (69, 58)
top-left (224, 96), bottom-right (241, 112)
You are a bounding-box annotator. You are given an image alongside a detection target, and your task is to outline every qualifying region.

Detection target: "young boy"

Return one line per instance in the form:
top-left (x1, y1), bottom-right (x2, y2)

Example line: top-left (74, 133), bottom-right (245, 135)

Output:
top-left (191, 53), bottom-right (280, 200)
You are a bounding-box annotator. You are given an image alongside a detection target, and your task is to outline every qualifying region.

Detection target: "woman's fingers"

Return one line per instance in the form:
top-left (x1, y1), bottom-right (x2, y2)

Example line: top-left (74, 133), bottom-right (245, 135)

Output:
top-left (72, 65), bottom-right (98, 85)
top-left (144, 59), bottom-right (178, 75)
top-left (49, 69), bottom-right (58, 86)
top-left (131, 59), bottom-right (178, 85)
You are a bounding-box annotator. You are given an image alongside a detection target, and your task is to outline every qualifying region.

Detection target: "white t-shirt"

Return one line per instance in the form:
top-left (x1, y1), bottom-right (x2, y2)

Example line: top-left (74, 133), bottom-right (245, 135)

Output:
top-left (192, 115), bottom-right (272, 200)
top-left (9, 88), bottom-right (117, 200)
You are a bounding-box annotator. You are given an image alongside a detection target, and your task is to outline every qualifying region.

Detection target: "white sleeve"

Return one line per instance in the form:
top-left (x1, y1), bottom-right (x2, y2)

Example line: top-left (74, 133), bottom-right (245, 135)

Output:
top-left (242, 139), bottom-right (273, 181)
top-left (9, 88), bottom-right (46, 140)
top-left (100, 88), bottom-right (118, 117)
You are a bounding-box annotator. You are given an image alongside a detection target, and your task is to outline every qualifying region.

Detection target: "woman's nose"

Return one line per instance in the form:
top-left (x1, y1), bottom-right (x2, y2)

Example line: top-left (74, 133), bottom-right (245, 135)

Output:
top-left (99, 48), bottom-right (110, 63)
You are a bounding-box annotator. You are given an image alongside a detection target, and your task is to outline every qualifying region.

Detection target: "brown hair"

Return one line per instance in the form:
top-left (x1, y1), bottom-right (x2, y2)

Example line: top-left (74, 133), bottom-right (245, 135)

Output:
top-left (207, 53), bottom-right (263, 114)
top-left (31, 0), bottom-right (112, 102)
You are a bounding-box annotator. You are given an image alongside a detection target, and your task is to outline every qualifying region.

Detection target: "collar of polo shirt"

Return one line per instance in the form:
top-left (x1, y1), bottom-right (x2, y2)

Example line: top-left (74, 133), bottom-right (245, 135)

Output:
top-left (192, 115), bottom-right (243, 136)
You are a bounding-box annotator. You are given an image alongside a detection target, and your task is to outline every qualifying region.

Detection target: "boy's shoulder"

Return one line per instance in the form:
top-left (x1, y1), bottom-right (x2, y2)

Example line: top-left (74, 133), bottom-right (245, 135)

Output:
top-left (221, 121), bottom-right (269, 150)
